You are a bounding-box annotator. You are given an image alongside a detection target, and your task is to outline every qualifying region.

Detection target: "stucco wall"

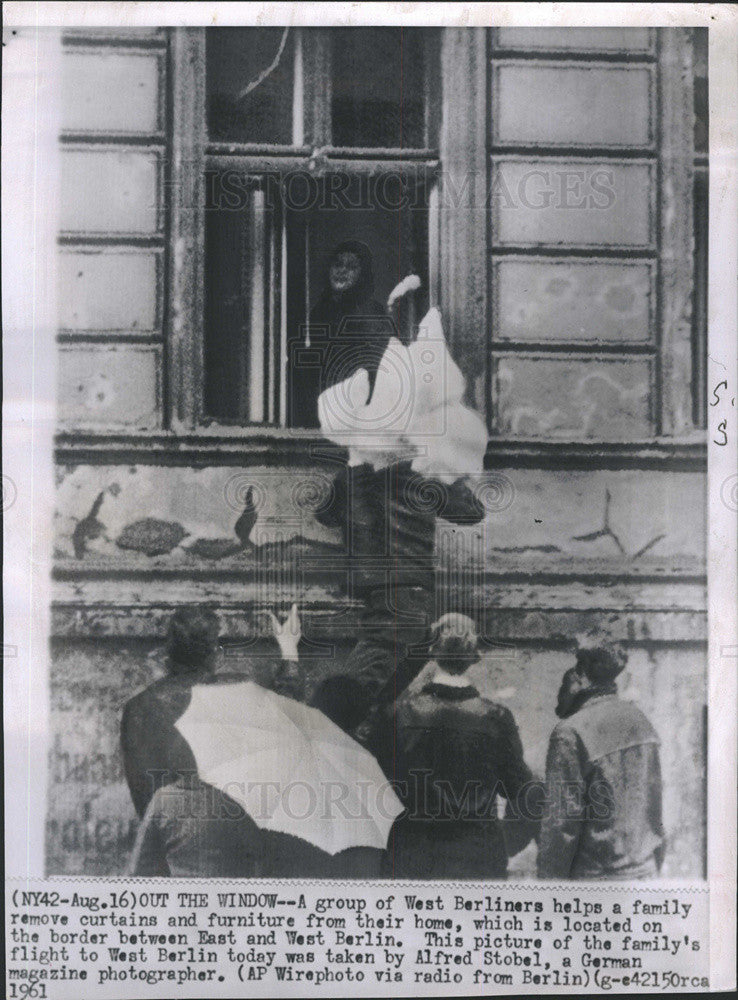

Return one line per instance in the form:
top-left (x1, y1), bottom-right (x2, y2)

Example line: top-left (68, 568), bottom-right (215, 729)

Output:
top-left (54, 462), bottom-right (705, 569)
top-left (46, 636), bottom-right (705, 878)
top-left (48, 460), bottom-right (706, 878)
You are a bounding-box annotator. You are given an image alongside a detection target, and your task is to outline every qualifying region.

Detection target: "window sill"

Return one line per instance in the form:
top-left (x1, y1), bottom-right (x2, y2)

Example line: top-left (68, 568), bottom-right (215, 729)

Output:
top-left (54, 428), bottom-right (706, 471)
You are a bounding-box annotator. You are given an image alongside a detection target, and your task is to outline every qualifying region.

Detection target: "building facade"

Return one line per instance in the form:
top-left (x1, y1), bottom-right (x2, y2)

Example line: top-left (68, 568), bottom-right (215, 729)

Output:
top-left (50, 26), bottom-right (707, 876)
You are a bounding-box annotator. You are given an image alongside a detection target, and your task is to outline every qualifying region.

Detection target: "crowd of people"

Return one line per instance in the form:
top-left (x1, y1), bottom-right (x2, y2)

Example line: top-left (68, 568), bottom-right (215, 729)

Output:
top-left (121, 239), bottom-right (665, 880)
top-left (121, 606), bottom-right (664, 881)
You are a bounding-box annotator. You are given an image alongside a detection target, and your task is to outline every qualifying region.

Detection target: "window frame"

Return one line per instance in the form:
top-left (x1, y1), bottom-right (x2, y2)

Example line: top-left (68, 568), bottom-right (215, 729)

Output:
top-left (167, 26), bottom-right (443, 434)
top-left (156, 25), bottom-right (704, 469)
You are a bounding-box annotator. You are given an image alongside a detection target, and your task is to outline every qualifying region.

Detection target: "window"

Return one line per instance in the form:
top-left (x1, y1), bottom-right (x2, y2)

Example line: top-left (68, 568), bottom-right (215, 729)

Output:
top-left (330, 28), bottom-right (435, 148)
top-left (162, 27), bottom-right (703, 448)
top-left (199, 27), bottom-right (440, 428)
top-left (207, 28), bottom-right (296, 145)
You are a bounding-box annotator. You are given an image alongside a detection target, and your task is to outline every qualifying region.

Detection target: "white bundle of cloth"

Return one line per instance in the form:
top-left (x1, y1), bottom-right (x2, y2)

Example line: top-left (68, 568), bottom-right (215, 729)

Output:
top-left (317, 307), bottom-right (488, 483)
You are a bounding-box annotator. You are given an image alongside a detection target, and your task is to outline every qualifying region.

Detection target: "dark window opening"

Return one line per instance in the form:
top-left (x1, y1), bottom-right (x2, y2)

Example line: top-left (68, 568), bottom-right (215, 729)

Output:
top-left (285, 173), bottom-right (431, 428)
top-left (203, 170), bottom-right (432, 427)
top-left (203, 173), bottom-right (280, 423)
top-left (692, 27), bottom-right (708, 428)
top-left (330, 28), bottom-right (438, 148)
top-left (692, 27), bottom-right (708, 156)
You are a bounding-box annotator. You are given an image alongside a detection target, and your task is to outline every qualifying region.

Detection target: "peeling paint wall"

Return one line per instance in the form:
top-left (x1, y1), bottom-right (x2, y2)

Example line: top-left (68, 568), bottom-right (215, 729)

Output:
top-left (54, 464), bottom-right (705, 567)
top-left (48, 460), bottom-right (707, 877)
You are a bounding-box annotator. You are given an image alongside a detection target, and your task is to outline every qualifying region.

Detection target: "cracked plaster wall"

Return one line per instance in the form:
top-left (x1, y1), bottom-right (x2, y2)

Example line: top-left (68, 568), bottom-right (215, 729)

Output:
top-left (54, 464), bottom-right (706, 567)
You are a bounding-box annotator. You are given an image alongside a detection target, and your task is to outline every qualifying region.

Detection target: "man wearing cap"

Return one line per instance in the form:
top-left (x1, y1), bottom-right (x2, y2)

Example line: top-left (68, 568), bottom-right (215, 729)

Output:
top-left (538, 645), bottom-right (664, 880)
top-left (371, 613), bottom-right (535, 879)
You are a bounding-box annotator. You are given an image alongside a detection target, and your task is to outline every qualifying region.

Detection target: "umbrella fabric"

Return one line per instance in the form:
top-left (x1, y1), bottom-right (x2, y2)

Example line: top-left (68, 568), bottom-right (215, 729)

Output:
top-left (175, 681), bottom-right (403, 856)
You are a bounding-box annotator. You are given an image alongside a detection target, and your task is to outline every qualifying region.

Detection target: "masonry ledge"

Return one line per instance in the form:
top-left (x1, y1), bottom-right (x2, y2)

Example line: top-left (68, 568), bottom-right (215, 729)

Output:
top-left (55, 431), bottom-right (707, 472)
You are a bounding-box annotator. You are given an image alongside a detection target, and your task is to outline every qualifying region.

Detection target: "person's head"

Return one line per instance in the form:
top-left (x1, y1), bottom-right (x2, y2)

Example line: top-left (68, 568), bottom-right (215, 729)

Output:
top-left (311, 675), bottom-right (371, 734)
top-left (327, 239), bottom-right (374, 300)
top-left (166, 607), bottom-right (221, 675)
top-left (428, 613), bottom-right (479, 675)
top-left (555, 645), bottom-right (627, 718)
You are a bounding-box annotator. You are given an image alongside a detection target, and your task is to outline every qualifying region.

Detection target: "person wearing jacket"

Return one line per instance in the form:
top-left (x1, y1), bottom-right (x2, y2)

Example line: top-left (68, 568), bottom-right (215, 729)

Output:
top-left (296, 239), bottom-right (486, 701)
top-left (128, 775), bottom-right (265, 877)
top-left (124, 606), bottom-right (385, 878)
top-left (128, 773), bottom-right (386, 879)
top-left (120, 606), bottom-right (304, 820)
top-left (288, 239), bottom-right (393, 429)
top-left (316, 458), bottom-right (485, 703)
top-left (370, 614), bottom-right (535, 879)
top-left (537, 644), bottom-right (664, 880)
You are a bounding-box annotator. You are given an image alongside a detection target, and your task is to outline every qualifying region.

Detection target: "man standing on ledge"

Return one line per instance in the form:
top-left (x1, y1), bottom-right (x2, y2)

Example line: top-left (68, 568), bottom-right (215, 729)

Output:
top-left (538, 644), bottom-right (664, 880)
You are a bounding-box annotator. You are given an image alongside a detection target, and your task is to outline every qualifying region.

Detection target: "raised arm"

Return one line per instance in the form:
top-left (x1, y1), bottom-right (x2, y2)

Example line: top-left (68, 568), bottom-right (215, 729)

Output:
top-left (268, 604), bottom-right (306, 700)
top-left (389, 461), bottom-right (484, 526)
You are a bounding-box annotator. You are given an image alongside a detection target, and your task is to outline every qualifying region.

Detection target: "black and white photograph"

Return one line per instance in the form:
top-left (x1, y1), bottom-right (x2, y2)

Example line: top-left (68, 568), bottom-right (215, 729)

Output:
top-left (3, 4), bottom-right (737, 997)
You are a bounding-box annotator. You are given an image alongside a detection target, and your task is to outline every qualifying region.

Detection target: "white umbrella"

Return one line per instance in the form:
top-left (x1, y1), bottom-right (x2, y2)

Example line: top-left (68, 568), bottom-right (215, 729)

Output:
top-left (175, 681), bottom-right (403, 856)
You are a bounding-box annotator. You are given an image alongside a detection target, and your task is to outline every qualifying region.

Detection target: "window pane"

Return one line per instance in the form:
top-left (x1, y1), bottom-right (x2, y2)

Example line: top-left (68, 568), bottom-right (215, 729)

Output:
top-left (203, 173), bottom-right (275, 422)
top-left (330, 28), bottom-right (435, 148)
top-left (493, 356), bottom-right (653, 440)
top-left (206, 28), bottom-right (294, 143)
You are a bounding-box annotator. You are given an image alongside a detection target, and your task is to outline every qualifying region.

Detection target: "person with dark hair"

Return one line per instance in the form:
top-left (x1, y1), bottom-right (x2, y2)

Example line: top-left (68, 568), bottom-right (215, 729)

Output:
top-left (165, 606), bottom-right (221, 672)
top-left (124, 606), bottom-right (397, 879)
top-left (289, 239), bottom-right (392, 429)
top-left (537, 644), bottom-right (664, 880)
top-left (120, 606), bottom-right (304, 819)
top-left (315, 457), bottom-right (486, 710)
top-left (371, 614), bottom-right (535, 879)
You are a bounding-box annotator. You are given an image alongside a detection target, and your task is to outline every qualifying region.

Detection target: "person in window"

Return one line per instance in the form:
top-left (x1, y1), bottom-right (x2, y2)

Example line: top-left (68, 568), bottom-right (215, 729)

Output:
top-left (289, 239), bottom-right (392, 429)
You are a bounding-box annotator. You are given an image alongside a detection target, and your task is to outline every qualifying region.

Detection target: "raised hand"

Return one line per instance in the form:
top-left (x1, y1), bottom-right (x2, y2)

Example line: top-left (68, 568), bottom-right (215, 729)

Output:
top-left (268, 603), bottom-right (301, 661)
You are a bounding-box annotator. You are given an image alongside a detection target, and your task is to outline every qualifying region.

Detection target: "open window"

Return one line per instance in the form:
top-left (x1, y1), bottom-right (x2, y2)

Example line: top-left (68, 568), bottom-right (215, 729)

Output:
top-left (200, 27), bottom-right (440, 428)
top-left (204, 170), bottom-right (432, 425)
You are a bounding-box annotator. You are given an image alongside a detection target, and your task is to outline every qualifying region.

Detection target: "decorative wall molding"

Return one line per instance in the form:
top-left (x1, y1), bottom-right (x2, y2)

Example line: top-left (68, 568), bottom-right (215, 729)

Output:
top-left (52, 556), bottom-right (706, 641)
top-left (55, 431), bottom-right (707, 471)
